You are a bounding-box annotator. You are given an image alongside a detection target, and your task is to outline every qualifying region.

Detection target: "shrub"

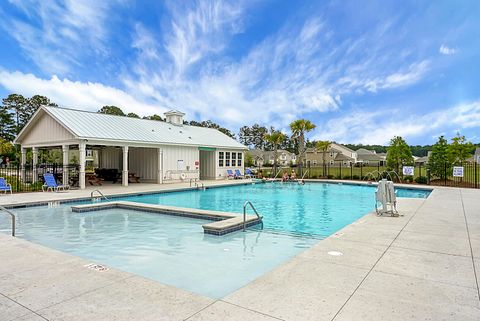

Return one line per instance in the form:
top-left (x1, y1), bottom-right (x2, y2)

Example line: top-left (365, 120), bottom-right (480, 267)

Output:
top-left (327, 174), bottom-right (334, 179)
top-left (403, 175), bottom-right (414, 183)
top-left (335, 174), bottom-right (342, 179)
top-left (342, 175), bottom-right (351, 179)
top-left (352, 175), bottom-right (360, 180)
top-left (414, 176), bottom-right (427, 184)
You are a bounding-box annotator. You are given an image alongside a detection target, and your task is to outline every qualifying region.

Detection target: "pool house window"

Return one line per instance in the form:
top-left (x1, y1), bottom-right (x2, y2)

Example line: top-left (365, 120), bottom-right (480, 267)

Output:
top-left (219, 152), bottom-right (224, 167)
top-left (226, 152), bottom-right (231, 166)
top-left (237, 153), bottom-right (242, 166)
top-left (231, 152), bottom-right (237, 166)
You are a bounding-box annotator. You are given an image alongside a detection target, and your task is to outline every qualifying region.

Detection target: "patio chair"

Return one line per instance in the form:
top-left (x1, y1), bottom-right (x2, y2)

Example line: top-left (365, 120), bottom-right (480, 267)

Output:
top-left (0, 177), bottom-right (12, 194)
top-left (226, 169), bottom-right (235, 180)
top-left (42, 173), bottom-right (70, 192)
top-left (245, 168), bottom-right (256, 178)
top-left (235, 169), bottom-right (244, 179)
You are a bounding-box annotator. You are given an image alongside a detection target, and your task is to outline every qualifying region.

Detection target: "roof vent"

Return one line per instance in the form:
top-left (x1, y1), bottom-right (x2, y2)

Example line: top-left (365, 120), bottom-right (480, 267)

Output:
top-left (164, 110), bottom-right (185, 126)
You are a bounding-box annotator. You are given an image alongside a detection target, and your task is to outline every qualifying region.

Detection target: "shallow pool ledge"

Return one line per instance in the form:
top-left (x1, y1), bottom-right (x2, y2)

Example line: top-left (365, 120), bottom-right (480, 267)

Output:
top-left (71, 201), bottom-right (262, 236)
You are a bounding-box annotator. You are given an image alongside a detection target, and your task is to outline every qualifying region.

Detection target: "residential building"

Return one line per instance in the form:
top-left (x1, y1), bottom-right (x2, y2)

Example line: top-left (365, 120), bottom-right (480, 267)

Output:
top-left (248, 149), bottom-right (296, 166)
top-left (355, 148), bottom-right (386, 166)
top-left (304, 143), bottom-right (357, 167)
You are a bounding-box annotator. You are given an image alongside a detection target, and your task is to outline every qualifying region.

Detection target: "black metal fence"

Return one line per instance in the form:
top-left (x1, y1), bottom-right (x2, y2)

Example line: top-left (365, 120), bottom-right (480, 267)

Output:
top-left (259, 161), bottom-right (479, 189)
top-left (0, 163), bottom-right (79, 193)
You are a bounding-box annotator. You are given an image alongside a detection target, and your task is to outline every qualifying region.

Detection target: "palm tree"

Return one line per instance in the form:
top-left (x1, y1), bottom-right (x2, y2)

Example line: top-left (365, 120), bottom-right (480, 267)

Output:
top-left (264, 130), bottom-right (287, 177)
top-left (316, 141), bottom-right (332, 177)
top-left (290, 119), bottom-right (316, 175)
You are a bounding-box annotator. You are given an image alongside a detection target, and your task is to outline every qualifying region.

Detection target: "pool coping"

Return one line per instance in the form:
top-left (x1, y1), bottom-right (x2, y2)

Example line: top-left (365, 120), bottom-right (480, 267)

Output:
top-left (71, 201), bottom-right (263, 235)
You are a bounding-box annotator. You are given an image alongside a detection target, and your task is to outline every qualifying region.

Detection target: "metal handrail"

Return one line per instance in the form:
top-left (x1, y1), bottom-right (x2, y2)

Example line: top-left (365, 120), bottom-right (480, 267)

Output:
top-left (190, 178), bottom-right (199, 187)
top-left (301, 169), bottom-right (309, 180)
top-left (91, 189), bottom-right (109, 201)
top-left (243, 201), bottom-right (261, 231)
top-left (195, 182), bottom-right (204, 190)
top-left (273, 169), bottom-right (283, 180)
top-left (0, 205), bottom-right (16, 236)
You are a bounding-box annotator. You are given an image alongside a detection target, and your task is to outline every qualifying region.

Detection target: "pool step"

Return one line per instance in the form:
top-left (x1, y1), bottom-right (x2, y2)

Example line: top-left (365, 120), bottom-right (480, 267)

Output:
top-left (71, 201), bottom-right (262, 236)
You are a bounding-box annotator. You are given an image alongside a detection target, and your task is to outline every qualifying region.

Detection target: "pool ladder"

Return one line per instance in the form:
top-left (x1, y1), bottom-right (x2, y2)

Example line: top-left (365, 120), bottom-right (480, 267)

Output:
top-left (0, 205), bottom-right (15, 236)
top-left (243, 201), bottom-right (262, 232)
top-left (91, 189), bottom-right (109, 201)
top-left (195, 182), bottom-right (205, 190)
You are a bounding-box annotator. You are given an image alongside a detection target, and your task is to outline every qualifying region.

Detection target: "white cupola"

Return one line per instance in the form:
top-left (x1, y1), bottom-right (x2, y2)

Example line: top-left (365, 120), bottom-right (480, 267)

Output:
top-left (164, 110), bottom-right (185, 126)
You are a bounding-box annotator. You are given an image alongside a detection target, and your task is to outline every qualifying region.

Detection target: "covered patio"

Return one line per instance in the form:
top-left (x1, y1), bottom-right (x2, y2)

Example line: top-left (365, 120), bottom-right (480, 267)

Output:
top-left (13, 106), bottom-right (246, 190)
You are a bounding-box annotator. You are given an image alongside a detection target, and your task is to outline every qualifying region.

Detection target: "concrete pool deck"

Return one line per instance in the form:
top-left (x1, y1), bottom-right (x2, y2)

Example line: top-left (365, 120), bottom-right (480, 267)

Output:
top-left (0, 181), bottom-right (479, 320)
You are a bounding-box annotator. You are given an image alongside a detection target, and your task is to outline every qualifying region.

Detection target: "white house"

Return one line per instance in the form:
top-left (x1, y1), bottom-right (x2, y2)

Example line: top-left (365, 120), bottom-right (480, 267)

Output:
top-left (14, 106), bottom-right (247, 189)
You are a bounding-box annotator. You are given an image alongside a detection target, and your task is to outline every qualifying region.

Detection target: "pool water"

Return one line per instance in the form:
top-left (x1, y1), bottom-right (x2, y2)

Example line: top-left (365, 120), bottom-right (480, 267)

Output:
top-left (120, 182), bottom-right (430, 237)
top-left (0, 182), bottom-right (429, 298)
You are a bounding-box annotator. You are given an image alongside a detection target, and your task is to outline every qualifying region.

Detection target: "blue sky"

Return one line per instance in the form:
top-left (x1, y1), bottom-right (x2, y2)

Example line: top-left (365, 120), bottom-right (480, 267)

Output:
top-left (0, 0), bottom-right (479, 145)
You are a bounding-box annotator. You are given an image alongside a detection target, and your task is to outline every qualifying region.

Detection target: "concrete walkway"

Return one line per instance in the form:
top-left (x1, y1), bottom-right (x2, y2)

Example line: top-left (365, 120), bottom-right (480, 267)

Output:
top-left (1, 183), bottom-right (479, 320)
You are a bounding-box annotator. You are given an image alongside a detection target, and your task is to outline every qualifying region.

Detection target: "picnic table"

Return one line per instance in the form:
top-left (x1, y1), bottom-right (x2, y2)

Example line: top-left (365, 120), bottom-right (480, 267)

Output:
top-left (112, 172), bottom-right (140, 183)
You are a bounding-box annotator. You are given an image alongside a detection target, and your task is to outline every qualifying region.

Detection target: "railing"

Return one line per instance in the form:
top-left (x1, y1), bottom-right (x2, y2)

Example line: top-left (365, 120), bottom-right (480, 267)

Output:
top-left (91, 189), bottom-right (109, 201)
top-left (272, 169), bottom-right (282, 180)
top-left (0, 205), bottom-right (16, 236)
top-left (189, 178), bottom-right (199, 187)
top-left (195, 182), bottom-right (205, 190)
top-left (301, 169), bottom-right (309, 180)
top-left (243, 201), bottom-right (262, 232)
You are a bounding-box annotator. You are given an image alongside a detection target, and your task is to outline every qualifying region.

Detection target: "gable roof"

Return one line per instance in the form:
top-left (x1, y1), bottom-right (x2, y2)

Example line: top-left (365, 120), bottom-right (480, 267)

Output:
top-left (356, 148), bottom-right (375, 155)
top-left (334, 153), bottom-right (355, 161)
top-left (15, 106), bottom-right (246, 149)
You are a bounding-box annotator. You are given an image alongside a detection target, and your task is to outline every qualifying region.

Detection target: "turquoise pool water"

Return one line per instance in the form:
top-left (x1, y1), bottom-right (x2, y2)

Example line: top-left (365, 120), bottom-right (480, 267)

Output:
top-left (119, 182), bottom-right (430, 237)
top-left (0, 182), bottom-right (429, 298)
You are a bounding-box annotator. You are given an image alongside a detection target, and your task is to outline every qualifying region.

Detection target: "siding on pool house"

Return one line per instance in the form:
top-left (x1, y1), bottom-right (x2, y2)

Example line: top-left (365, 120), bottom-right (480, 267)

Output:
top-left (14, 106), bottom-right (247, 188)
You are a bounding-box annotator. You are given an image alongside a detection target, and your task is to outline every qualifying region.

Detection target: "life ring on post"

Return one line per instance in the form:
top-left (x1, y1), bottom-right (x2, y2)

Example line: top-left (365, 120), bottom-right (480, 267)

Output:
top-left (180, 172), bottom-right (187, 180)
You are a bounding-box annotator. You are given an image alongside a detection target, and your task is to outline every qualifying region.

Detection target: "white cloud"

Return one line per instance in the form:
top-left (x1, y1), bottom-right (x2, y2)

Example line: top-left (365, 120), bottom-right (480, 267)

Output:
top-left (0, 1), bottom-right (436, 135)
top-left (439, 44), bottom-right (458, 55)
top-left (1, 0), bottom-right (125, 74)
top-left (315, 101), bottom-right (480, 144)
top-left (0, 70), bottom-right (163, 115)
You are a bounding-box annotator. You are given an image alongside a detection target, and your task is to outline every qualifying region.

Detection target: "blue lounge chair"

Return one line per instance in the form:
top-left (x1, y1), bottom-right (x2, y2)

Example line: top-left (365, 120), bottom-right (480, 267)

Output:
top-left (245, 168), bottom-right (256, 178)
top-left (235, 169), bottom-right (244, 179)
top-left (42, 173), bottom-right (69, 192)
top-left (226, 169), bottom-right (235, 180)
top-left (0, 177), bottom-right (12, 194)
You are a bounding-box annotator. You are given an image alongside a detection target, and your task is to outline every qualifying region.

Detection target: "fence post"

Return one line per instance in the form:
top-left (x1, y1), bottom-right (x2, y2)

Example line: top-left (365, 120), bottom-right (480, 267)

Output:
top-left (360, 165), bottom-right (363, 179)
top-left (340, 162), bottom-right (342, 179)
top-left (475, 162), bottom-right (477, 189)
top-left (444, 162), bottom-right (447, 186)
top-left (350, 163), bottom-right (353, 179)
top-left (16, 163), bottom-right (20, 193)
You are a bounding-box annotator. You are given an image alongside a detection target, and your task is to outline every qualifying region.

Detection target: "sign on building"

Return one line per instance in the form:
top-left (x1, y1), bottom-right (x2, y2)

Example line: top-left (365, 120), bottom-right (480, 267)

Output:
top-left (402, 166), bottom-right (414, 176)
top-left (453, 166), bottom-right (464, 177)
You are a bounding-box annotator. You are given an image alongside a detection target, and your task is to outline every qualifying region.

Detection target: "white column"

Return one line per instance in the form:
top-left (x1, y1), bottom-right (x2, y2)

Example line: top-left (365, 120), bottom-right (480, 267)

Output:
top-left (62, 145), bottom-right (69, 186)
top-left (122, 146), bottom-right (129, 187)
top-left (20, 147), bottom-right (26, 181)
top-left (157, 148), bottom-right (163, 184)
top-left (79, 142), bottom-right (86, 189)
top-left (32, 147), bottom-right (38, 183)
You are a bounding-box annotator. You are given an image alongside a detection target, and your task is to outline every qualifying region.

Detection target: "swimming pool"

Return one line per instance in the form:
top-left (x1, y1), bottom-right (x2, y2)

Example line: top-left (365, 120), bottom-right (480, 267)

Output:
top-left (119, 182), bottom-right (430, 237)
top-left (0, 182), bottom-right (430, 298)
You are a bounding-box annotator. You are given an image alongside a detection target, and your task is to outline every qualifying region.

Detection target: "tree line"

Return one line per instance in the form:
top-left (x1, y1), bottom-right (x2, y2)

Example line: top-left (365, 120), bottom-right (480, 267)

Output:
top-left (1, 93), bottom-right (478, 171)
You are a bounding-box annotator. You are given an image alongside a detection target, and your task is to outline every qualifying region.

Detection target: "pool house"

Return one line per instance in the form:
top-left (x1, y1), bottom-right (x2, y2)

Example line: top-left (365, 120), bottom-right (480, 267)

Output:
top-left (14, 106), bottom-right (246, 189)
